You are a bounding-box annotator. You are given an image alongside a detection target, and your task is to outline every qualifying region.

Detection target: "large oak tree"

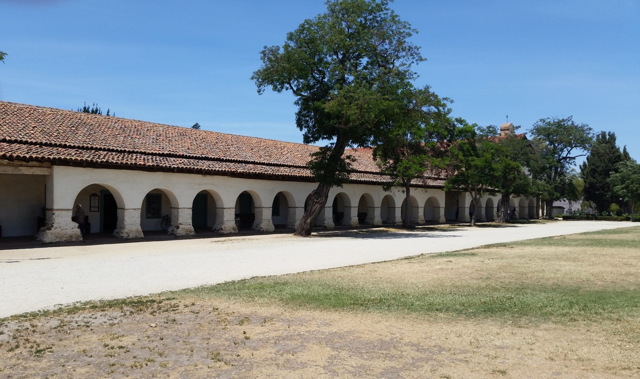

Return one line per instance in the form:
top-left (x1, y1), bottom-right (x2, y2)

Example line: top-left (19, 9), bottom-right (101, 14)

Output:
top-left (253, 0), bottom-right (426, 235)
top-left (373, 86), bottom-right (450, 228)
top-left (529, 116), bottom-right (593, 218)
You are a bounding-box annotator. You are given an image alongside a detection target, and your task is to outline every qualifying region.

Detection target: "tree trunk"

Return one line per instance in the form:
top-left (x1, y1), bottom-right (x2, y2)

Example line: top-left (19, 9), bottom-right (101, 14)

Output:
top-left (545, 199), bottom-right (554, 219)
top-left (469, 194), bottom-right (478, 227)
top-left (294, 133), bottom-right (348, 236)
top-left (294, 183), bottom-right (332, 236)
top-left (498, 193), bottom-right (510, 223)
top-left (403, 184), bottom-right (411, 228)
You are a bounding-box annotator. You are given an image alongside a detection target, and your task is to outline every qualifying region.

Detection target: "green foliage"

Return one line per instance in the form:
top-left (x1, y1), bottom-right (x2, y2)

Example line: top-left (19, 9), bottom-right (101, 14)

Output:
top-left (609, 159), bottom-right (640, 214)
top-left (191, 122), bottom-right (201, 130)
top-left (373, 86), bottom-right (450, 191)
top-left (252, 0), bottom-right (425, 186)
top-left (529, 116), bottom-right (593, 216)
top-left (609, 203), bottom-right (621, 215)
top-left (77, 102), bottom-right (113, 116)
top-left (0, 51), bottom-right (6, 63)
top-left (445, 124), bottom-right (532, 223)
top-left (580, 131), bottom-right (624, 213)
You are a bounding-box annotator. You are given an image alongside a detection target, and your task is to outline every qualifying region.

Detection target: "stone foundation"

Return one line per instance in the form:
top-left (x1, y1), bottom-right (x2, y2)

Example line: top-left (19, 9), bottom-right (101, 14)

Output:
top-left (36, 209), bottom-right (82, 243)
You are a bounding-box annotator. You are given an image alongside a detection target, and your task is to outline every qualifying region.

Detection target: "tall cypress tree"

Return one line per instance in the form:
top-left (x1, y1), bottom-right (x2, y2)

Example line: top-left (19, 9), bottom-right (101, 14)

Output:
top-left (580, 131), bottom-right (623, 213)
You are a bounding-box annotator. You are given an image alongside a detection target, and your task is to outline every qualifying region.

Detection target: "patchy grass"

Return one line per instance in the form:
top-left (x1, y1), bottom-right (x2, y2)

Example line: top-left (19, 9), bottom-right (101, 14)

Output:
top-left (179, 226), bottom-right (640, 324)
top-left (1, 226), bottom-right (639, 377)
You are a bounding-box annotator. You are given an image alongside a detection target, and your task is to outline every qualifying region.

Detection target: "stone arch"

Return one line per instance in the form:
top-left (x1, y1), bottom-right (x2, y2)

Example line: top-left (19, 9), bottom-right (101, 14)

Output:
top-left (528, 198), bottom-right (536, 219)
top-left (445, 191), bottom-right (460, 222)
top-left (272, 191), bottom-right (295, 228)
top-left (73, 183), bottom-right (124, 235)
top-left (192, 190), bottom-right (223, 231)
top-left (485, 198), bottom-right (495, 221)
top-left (235, 191), bottom-right (258, 230)
top-left (357, 193), bottom-right (375, 225)
top-left (141, 188), bottom-right (178, 232)
top-left (332, 192), bottom-right (352, 226)
top-left (423, 196), bottom-right (441, 223)
top-left (380, 195), bottom-right (396, 224)
top-left (401, 195), bottom-right (419, 225)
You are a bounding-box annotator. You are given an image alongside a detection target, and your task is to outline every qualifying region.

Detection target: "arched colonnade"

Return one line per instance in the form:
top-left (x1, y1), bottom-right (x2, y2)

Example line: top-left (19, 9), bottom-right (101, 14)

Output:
top-left (33, 166), bottom-right (536, 243)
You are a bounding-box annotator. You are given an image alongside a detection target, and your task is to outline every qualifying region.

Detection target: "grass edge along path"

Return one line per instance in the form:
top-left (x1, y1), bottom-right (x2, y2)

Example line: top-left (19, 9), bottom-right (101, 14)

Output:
top-left (174, 225), bottom-right (640, 324)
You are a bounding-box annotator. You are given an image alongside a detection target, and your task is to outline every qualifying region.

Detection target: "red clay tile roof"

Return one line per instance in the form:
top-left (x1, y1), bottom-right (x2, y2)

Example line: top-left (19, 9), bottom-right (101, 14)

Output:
top-left (0, 101), bottom-right (445, 187)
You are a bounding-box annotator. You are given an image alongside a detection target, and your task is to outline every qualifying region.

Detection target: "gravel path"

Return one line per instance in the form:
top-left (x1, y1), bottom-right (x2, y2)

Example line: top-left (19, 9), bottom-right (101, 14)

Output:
top-left (0, 221), bottom-right (635, 318)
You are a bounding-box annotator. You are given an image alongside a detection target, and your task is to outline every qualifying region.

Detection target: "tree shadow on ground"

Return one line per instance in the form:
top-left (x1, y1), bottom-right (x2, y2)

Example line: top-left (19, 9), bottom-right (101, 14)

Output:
top-left (314, 227), bottom-right (463, 240)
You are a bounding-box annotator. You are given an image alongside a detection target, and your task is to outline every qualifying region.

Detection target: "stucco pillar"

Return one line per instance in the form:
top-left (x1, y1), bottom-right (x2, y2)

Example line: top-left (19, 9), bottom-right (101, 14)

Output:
top-left (220, 207), bottom-right (238, 234)
top-left (417, 205), bottom-right (425, 225)
top-left (289, 207), bottom-right (302, 229)
top-left (36, 172), bottom-right (82, 243)
top-left (394, 207), bottom-right (403, 225)
top-left (323, 206), bottom-right (335, 229)
top-left (254, 207), bottom-right (275, 232)
top-left (113, 208), bottom-right (144, 239)
top-left (345, 206), bottom-right (359, 227)
top-left (171, 207), bottom-right (195, 237)
top-left (372, 206), bottom-right (382, 226)
top-left (457, 194), bottom-right (469, 223)
top-left (439, 209), bottom-right (446, 224)
top-left (459, 206), bottom-right (471, 222)
top-left (37, 209), bottom-right (82, 243)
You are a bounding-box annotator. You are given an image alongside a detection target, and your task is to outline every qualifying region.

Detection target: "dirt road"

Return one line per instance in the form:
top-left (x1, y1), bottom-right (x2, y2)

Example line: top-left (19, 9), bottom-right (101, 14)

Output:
top-left (1, 221), bottom-right (634, 318)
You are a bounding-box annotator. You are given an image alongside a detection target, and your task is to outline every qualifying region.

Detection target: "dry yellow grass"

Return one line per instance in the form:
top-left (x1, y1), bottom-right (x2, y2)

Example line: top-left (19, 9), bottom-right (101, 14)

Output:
top-left (1, 226), bottom-right (639, 378)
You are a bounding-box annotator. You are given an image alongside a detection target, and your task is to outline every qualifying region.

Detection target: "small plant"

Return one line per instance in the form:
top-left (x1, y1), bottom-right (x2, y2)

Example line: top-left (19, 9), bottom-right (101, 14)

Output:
top-left (210, 351), bottom-right (223, 362)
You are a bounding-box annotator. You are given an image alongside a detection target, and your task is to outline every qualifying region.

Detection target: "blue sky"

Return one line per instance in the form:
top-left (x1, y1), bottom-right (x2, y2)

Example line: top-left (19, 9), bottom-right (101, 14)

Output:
top-left (2, 0), bottom-right (639, 160)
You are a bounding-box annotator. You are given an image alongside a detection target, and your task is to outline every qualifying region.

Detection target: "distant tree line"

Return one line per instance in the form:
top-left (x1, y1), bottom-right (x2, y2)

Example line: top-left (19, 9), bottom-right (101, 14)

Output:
top-left (77, 102), bottom-right (114, 116)
top-left (580, 132), bottom-right (638, 216)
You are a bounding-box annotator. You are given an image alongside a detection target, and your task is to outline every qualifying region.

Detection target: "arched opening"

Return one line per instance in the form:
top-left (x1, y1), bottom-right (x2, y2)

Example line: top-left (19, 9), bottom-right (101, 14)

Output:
top-left (445, 192), bottom-right (460, 222)
top-left (192, 190), bottom-right (220, 232)
top-left (380, 195), bottom-right (396, 224)
top-left (485, 198), bottom-right (495, 221)
top-left (141, 188), bottom-right (177, 232)
top-left (424, 196), bottom-right (440, 223)
top-left (528, 198), bottom-right (536, 219)
top-left (401, 196), bottom-right (419, 225)
top-left (235, 191), bottom-right (255, 230)
top-left (357, 194), bottom-right (375, 225)
top-left (508, 198), bottom-right (518, 219)
top-left (73, 184), bottom-right (122, 235)
top-left (272, 191), bottom-right (294, 229)
top-left (332, 192), bottom-right (351, 226)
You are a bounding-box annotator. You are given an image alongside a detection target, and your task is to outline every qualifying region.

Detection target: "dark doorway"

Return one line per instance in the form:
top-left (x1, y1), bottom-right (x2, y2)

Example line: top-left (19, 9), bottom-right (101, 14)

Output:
top-left (192, 193), bottom-right (208, 230)
top-left (102, 191), bottom-right (117, 233)
top-left (236, 192), bottom-right (255, 230)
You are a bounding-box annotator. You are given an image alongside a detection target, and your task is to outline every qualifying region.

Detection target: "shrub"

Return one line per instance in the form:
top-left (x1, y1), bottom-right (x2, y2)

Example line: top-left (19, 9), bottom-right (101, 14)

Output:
top-left (562, 214), bottom-right (585, 221)
top-left (609, 203), bottom-right (621, 215)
